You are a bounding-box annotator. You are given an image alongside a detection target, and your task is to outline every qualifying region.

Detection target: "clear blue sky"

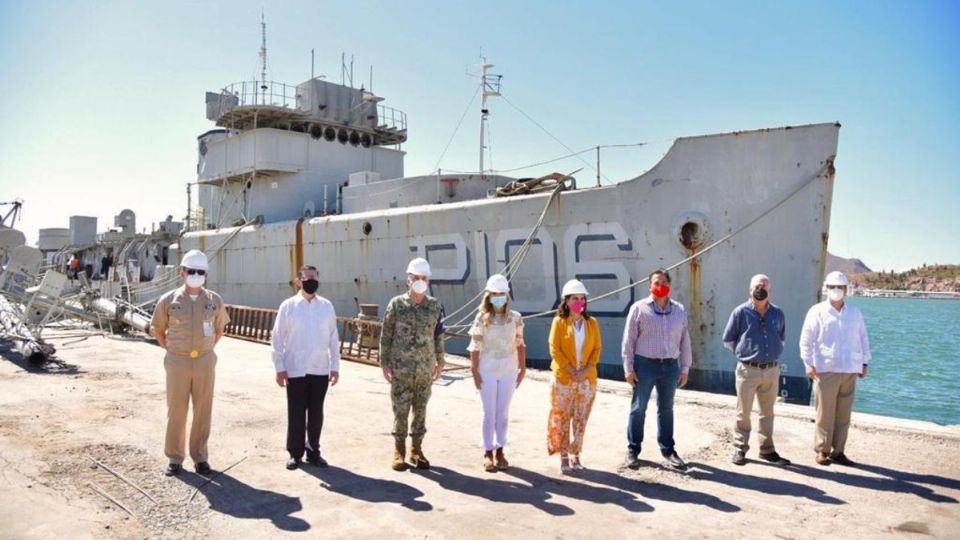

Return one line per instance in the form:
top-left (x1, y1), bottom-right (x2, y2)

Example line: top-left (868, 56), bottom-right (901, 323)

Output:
top-left (1, 0), bottom-right (957, 271)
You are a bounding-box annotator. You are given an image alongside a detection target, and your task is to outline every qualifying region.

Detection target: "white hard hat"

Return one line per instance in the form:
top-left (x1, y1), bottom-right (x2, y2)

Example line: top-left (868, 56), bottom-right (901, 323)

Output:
top-left (823, 271), bottom-right (849, 287)
top-left (561, 279), bottom-right (588, 297)
top-left (485, 274), bottom-right (510, 293)
top-left (181, 249), bottom-right (209, 271)
top-left (406, 257), bottom-right (432, 277)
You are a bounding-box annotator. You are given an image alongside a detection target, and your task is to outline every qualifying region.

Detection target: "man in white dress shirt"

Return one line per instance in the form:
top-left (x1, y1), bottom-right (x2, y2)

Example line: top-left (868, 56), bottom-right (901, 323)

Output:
top-left (799, 271), bottom-right (872, 467)
top-left (271, 265), bottom-right (341, 470)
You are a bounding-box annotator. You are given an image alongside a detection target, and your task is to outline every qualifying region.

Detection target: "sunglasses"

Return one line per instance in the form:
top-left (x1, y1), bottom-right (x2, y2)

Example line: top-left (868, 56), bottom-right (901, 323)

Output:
top-left (185, 269), bottom-right (207, 276)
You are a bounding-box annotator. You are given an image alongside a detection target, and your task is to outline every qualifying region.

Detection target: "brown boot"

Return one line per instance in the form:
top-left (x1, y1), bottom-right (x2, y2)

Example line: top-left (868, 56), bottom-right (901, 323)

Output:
top-left (495, 447), bottom-right (509, 471)
top-left (483, 450), bottom-right (497, 472)
top-left (392, 437), bottom-right (408, 471)
top-left (410, 436), bottom-right (430, 470)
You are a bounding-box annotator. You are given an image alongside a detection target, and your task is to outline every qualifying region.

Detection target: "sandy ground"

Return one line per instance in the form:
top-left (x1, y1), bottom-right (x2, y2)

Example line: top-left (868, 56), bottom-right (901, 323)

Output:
top-left (0, 329), bottom-right (958, 539)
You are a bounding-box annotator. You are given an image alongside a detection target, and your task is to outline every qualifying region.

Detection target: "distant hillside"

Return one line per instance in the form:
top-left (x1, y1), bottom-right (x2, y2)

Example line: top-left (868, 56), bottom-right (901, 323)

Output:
top-left (851, 264), bottom-right (960, 293)
top-left (826, 252), bottom-right (872, 275)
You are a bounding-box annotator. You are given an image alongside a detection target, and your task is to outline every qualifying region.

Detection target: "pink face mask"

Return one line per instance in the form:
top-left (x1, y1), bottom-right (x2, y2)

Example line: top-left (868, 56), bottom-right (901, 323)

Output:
top-left (570, 299), bottom-right (587, 314)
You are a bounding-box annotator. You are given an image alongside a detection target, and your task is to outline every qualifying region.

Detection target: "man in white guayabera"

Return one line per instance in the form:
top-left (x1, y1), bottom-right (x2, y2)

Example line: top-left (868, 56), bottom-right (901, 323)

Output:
top-left (271, 264), bottom-right (341, 471)
top-left (800, 271), bottom-right (872, 467)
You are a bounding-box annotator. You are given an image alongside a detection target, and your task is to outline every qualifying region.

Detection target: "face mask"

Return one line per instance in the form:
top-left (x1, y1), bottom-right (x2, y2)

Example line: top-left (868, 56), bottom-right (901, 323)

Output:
top-left (490, 296), bottom-right (508, 308)
top-left (752, 287), bottom-right (768, 301)
top-left (301, 279), bottom-right (319, 294)
top-left (651, 283), bottom-right (670, 298)
top-left (827, 288), bottom-right (845, 302)
top-left (185, 274), bottom-right (205, 288)
top-left (411, 279), bottom-right (428, 295)
top-left (570, 299), bottom-right (587, 314)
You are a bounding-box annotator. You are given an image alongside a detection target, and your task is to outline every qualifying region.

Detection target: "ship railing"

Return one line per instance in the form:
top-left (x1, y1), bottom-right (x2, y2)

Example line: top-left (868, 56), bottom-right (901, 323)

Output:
top-left (221, 305), bottom-right (466, 370)
top-left (222, 304), bottom-right (383, 366)
top-left (376, 104), bottom-right (407, 132)
top-left (223, 304), bottom-right (277, 344)
top-left (307, 102), bottom-right (407, 135)
top-left (218, 81), bottom-right (300, 110)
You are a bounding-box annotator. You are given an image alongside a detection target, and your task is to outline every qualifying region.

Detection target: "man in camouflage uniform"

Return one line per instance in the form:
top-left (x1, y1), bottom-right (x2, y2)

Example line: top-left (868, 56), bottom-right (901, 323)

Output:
top-left (380, 257), bottom-right (446, 471)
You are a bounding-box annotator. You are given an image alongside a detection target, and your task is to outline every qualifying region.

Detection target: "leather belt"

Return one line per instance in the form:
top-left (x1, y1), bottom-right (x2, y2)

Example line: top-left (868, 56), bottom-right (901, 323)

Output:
top-left (743, 361), bottom-right (778, 369)
top-left (636, 355), bottom-right (676, 364)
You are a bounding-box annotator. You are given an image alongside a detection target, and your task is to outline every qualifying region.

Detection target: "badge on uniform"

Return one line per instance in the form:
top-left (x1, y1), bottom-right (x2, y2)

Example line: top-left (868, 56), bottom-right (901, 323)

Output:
top-left (203, 321), bottom-right (214, 337)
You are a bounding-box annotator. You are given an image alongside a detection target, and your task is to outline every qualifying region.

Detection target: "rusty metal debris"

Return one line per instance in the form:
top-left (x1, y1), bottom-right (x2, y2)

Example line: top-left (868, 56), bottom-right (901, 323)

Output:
top-left (88, 481), bottom-right (137, 518)
top-left (493, 171), bottom-right (577, 197)
top-left (87, 455), bottom-right (159, 505)
top-left (1, 245), bottom-right (157, 364)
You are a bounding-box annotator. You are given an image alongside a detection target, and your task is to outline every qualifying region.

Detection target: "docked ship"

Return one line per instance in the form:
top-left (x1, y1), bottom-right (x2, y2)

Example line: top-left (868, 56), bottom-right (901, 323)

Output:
top-left (178, 37), bottom-right (838, 404)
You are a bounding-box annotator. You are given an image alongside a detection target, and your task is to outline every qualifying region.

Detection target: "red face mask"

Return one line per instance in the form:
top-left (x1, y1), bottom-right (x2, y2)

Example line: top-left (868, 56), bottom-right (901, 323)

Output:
top-left (651, 283), bottom-right (671, 298)
top-left (570, 299), bottom-right (587, 314)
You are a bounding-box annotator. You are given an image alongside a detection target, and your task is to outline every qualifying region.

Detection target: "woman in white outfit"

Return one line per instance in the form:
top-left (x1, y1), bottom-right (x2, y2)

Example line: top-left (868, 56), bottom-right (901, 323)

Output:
top-left (468, 274), bottom-right (527, 472)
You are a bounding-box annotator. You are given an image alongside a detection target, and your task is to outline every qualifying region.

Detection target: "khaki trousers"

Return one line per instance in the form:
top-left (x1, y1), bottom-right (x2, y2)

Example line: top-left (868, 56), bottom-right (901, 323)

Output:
top-left (733, 363), bottom-right (780, 454)
top-left (813, 372), bottom-right (858, 456)
top-left (164, 352), bottom-right (217, 464)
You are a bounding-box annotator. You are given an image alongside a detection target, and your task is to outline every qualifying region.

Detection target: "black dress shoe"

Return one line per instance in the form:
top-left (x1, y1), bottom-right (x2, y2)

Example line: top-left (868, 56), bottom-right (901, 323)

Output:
top-left (194, 461), bottom-right (213, 475)
top-left (624, 450), bottom-right (641, 470)
top-left (759, 451), bottom-right (791, 465)
top-left (306, 451), bottom-right (329, 468)
top-left (732, 450), bottom-right (747, 466)
top-left (286, 457), bottom-right (301, 470)
top-left (830, 453), bottom-right (855, 466)
top-left (164, 463), bottom-right (182, 476)
top-left (664, 451), bottom-right (687, 470)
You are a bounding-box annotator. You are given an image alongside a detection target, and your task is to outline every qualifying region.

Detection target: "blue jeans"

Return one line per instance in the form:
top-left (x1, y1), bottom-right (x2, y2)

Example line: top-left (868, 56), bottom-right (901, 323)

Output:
top-left (627, 355), bottom-right (679, 456)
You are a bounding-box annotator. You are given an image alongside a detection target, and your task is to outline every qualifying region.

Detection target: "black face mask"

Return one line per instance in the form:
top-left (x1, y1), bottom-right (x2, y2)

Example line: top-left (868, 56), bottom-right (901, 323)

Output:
top-left (302, 279), bottom-right (319, 294)
top-left (752, 287), bottom-right (768, 301)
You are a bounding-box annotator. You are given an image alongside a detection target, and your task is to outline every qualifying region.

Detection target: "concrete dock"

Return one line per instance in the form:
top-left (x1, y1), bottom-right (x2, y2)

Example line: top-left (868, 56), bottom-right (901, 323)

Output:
top-left (1, 330), bottom-right (958, 539)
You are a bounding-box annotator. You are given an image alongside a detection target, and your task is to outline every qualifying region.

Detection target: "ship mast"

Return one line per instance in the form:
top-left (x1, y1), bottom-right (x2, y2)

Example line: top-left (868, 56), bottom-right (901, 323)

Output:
top-left (259, 12), bottom-right (268, 105)
top-left (478, 56), bottom-right (501, 179)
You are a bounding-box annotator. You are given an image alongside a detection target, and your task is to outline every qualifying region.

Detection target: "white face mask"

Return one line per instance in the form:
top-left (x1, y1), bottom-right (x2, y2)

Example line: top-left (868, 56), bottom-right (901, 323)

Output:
top-left (410, 279), bottom-right (428, 295)
top-left (826, 288), bottom-right (845, 302)
top-left (186, 274), bottom-right (206, 288)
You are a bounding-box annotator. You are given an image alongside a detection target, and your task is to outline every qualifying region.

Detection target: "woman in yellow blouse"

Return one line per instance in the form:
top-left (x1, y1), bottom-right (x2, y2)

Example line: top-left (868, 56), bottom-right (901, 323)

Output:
top-left (547, 279), bottom-right (602, 473)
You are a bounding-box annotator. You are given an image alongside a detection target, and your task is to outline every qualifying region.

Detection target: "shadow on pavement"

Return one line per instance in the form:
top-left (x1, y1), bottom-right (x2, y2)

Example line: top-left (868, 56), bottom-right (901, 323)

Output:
top-left (787, 461), bottom-right (959, 504)
top-left (564, 466), bottom-right (741, 513)
top-left (175, 471), bottom-right (310, 532)
top-left (0, 342), bottom-right (83, 375)
top-left (305, 465), bottom-right (433, 511)
top-left (685, 462), bottom-right (845, 504)
top-left (419, 465), bottom-right (654, 515)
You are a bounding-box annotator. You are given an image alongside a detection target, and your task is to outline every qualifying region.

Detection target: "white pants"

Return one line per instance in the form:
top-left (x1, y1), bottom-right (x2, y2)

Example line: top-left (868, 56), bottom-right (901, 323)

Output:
top-left (479, 371), bottom-right (516, 451)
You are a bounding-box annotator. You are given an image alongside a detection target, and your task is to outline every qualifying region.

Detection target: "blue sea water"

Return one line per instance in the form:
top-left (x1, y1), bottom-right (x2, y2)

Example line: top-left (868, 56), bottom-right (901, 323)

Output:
top-left (850, 297), bottom-right (960, 426)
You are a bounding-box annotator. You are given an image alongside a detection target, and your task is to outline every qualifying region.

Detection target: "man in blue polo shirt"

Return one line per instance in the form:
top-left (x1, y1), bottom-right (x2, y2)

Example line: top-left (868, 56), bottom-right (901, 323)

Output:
top-left (722, 274), bottom-right (791, 466)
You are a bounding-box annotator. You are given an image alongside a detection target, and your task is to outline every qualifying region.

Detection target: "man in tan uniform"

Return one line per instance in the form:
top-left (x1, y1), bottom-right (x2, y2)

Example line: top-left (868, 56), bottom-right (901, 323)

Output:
top-left (151, 249), bottom-right (230, 476)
